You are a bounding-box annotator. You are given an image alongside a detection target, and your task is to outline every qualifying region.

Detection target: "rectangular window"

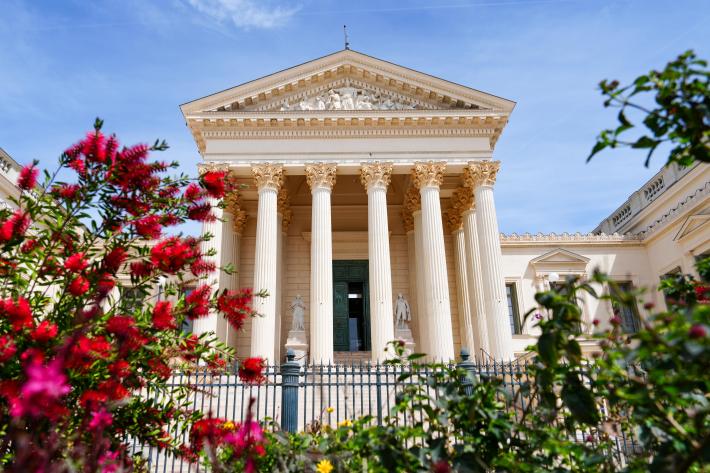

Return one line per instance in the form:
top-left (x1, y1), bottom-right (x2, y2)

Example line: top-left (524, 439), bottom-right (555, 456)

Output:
top-left (611, 282), bottom-right (641, 333)
top-left (119, 286), bottom-right (143, 313)
top-left (506, 283), bottom-right (521, 335)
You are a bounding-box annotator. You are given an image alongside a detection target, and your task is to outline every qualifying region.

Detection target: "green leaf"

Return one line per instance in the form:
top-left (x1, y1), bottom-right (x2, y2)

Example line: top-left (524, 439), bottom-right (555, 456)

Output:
top-left (537, 332), bottom-right (558, 366)
top-left (561, 373), bottom-right (600, 425)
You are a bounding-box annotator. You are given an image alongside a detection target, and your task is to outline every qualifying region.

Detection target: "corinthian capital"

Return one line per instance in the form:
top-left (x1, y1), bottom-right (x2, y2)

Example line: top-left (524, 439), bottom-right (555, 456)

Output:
top-left (360, 162), bottom-right (393, 190)
top-left (465, 160), bottom-right (501, 188)
top-left (252, 164), bottom-right (284, 191)
top-left (412, 161), bottom-right (446, 189)
top-left (452, 187), bottom-right (475, 213)
top-left (198, 162), bottom-right (231, 174)
top-left (444, 206), bottom-right (463, 233)
top-left (233, 209), bottom-right (248, 235)
top-left (305, 163), bottom-right (337, 191)
top-left (278, 188), bottom-right (293, 232)
top-left (403, 187), bottom-right (421, 213)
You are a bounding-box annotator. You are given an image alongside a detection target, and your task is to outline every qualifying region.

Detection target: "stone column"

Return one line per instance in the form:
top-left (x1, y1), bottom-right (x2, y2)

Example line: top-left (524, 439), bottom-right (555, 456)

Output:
top-left (226, 209), bottom-right (247, 349)
top-left (402, 210), bottom-right (419, 345)
top-left (445, 201), bottom-right (476, 355)
top-left (250, 164), bottom-right (283, 362)
top-left (455, 187), bottom-right (490, 357)
top-left (274, 188), bottom-right (292, 362)
top-left (306, 163), bottom-right (337, 363)
top-left (404, 188), bottom-right (426, 353)
top-left (192, 197), bottom-right (225, 339)
top-left (412, 162), bottom-right (455, 361)
top-left (361, 163), bottom-right (395, 361)
top-left (466, 161), bottom-right (513, 360)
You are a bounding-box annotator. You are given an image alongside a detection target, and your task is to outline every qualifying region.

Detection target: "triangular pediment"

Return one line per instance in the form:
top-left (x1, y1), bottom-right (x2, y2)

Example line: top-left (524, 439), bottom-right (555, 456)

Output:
top-left (181, 49), bottom-right (515, 115)
top-left (531, 248), bottom-right (590, 274)
top-left (674, 209), bottom-right (710, 241)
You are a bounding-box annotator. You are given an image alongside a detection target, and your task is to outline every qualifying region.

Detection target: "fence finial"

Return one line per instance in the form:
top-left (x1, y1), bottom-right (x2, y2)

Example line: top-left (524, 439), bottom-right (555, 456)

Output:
top-left (286, 348), bottom-right (295, 362)
top-left (460, 348), bottom-right (470, 361)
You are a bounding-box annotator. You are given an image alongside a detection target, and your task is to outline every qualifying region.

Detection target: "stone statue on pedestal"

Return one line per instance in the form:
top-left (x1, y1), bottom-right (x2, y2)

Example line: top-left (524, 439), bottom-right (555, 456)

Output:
top-left (395, 293), bottom-right (411, 329)
top-left (290, 294), bottom-right (305, 331)
top-left (285, 295), bottom-right (308, 365)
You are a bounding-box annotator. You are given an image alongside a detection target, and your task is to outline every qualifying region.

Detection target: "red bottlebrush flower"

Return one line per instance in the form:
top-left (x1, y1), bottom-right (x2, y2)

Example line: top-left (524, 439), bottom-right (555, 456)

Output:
top-left (190, 417), bottom-right (228, 452)
top-left (159, 185), bottom-right (180, 199)
top-left (18, 163), bottom-right (38, 190)
top-left (108, 360), bottom-right (131, 379)
top-left (183, 183), bottom-right (204, 202)
top-left (97, 379), bottom-right (129, 401)
top-left (31, 320), bottom-right (58, 343)
top-left (20, 239), bottom-right (38, 253)
top-left (0, 296), bottom-right (34, 331)
top-left (432, 460), bottom-right (452, 473)
top-left (0, 210), bottom-right (31, 242)
top-left (68, 157), bottom-right (86, 175)
top-left (217, 289), bottom-right (255, 332)
top-left (0, 335), bottom-right (17, 362)
top-left (64, 252), bottom-right (88, 273)
top-left (96, 274), bottom-right (116, 297)
top-left (190, 258), bottom-right (216, 276)
top-left (148, 358), bottom-right (172, 380)
top-left (187, 202), bottom-right (215, 222)
top-left (68, 275), bottom-right (90, 296)
top-left (81, 131), bottom-right (107, 163)
top-left (88, 408), bottom-right (113, 431)
top-left (67, 335), bottom-right (112, 371)
top-left (185, 285), bottom-right (211, 319)
top-left (106, 315), bottom-right (136, 337)
top-left (52, 183), bottom-right (81, 200)
top-left (130, 260), bottom-right (154, 278)
top-left (160, 213), bottom-right (180, 227)
top-left (134, 215), bottom-right (162, 239)
top-left (689, 324), bottom-right (707, 339)
top-left (152, 301), bottom-right (176, 330)
top-left (79, 390), bottom-right (108, 408)
top-left (11, 359), bottom-right (70, 420)
top-left (238, 357), bottom-right (265, 384)
top-left (151, 237), bottom-right (197, 274)
top-left (695, 284), bottom-right (710, 303)
top-left (201, 171), bottom-right (226, 198)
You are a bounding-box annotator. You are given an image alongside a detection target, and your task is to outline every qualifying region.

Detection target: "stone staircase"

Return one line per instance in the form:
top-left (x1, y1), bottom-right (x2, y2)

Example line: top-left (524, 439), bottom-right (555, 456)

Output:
top-left (333, 351), bottom-right (372, 364)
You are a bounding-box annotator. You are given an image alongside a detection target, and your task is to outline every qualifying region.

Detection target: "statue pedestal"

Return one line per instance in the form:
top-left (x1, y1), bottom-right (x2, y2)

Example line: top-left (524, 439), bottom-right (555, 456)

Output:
top-left (284, 330), bottom-right (308, 366)
top-left (395, 326), bottom-right (416, 357)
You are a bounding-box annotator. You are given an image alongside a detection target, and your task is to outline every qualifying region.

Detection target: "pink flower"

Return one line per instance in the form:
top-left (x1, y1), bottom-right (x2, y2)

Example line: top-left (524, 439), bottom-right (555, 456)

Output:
top-left (689, 324), bottom-right (707, 339)
top-left (17, 163), bottom-right (38, 190)
top-left (89, 408), bottom-right (114, 431)
top-left (12, 359), bottom-right (70, 419)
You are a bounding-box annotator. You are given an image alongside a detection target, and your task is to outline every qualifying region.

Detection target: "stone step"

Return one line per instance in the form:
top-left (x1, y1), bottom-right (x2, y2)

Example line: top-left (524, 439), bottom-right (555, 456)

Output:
top-left (333, 351), bottom-right (372, 364)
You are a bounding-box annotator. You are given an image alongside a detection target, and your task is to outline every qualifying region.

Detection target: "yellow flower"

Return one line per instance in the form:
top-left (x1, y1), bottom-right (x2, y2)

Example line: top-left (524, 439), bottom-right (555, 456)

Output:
top-left (316, 459), bottom-right (334, 473)
top-left (337, 419), bottom-right (353, 428)
top-left (222, 421), bottom-right (236, 431)
top-left (326, 406), bottom-right (334, 414)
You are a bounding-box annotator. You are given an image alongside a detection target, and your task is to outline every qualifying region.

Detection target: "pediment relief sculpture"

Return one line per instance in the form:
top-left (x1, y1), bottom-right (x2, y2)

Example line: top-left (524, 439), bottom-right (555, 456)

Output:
top-left (277, 86), bottom-right (427, 112)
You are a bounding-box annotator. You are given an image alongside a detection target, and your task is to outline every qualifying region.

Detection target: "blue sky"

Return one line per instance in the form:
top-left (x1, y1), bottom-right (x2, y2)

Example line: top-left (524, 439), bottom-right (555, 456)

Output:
top-left (1, 0), bottom-right (708, 235)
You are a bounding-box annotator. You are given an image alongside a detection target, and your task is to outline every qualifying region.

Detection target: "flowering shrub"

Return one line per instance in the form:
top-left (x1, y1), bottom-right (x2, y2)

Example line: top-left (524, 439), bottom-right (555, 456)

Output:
top-left (0, 120), bottom-right (265, 471)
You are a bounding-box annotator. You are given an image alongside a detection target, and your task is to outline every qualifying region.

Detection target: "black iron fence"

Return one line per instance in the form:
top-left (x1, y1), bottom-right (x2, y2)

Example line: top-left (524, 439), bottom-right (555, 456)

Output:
top-left (135, 350), bottom-right (642, 472)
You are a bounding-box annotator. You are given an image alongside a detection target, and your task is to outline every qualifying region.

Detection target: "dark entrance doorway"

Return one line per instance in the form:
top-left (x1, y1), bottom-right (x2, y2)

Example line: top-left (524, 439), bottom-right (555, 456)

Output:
top-left (333, 260), bottom-right (371, 352)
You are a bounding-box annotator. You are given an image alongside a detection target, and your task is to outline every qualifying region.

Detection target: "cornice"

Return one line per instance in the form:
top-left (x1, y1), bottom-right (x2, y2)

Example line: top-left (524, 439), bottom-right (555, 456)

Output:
top-left (181, 50), bottom-right (515, 115)
top-left (500, 232), bottom-right (644, 246)
top-left (635, 181), bottom-right (710, 240)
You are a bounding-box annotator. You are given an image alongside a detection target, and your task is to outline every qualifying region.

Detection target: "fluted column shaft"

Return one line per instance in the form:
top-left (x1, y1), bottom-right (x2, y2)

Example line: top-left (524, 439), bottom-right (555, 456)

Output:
top-left (413, 210), bottom-right (429, 355)
top-left (250, 165), bottom-right (283, 362)
top-left (405, 229), bottom-right (419, 343)
top-left (193, 198), bottom-right (225, 339)
top-left (462, 209), bottom-right (490, 356)
top-left (306, 164), bottom-right (337, 363)
top-left (361, 163), bottom-right (394, 361)
top-left (453, 228), bottom-right (476, 354)
top-left (469, 161), bottom-right (514, 360)
top-left (413, 162), bottom-right (455, 361)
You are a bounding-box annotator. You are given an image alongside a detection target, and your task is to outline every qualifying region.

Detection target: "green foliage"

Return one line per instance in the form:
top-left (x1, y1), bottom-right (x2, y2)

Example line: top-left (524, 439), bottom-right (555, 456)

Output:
top-left (588, 50), bottom-right (709, 167)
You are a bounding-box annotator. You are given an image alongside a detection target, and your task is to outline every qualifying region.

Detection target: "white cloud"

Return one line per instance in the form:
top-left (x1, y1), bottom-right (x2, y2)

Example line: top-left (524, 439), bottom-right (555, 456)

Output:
top-left (186, 0), bottom-right (299, 29)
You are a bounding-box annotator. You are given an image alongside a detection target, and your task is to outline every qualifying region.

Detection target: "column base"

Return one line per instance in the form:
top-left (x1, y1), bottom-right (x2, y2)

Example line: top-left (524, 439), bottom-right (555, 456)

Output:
top-left (394, 326), bottom-right (416, 358)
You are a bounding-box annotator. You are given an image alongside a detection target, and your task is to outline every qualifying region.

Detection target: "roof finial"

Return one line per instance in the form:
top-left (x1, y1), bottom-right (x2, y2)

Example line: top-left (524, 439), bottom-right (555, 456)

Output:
top-left (343, 25), bottom-right (350, 50)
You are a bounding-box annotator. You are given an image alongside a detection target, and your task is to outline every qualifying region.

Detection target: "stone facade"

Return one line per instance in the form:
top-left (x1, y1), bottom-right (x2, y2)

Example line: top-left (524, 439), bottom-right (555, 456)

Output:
top-left (180, 50), bottom-right (710, 363)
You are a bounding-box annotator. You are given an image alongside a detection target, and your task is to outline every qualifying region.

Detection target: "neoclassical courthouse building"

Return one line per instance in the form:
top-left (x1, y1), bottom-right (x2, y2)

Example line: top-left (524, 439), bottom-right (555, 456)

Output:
top-left (177, 50), bottom-right (710, 364)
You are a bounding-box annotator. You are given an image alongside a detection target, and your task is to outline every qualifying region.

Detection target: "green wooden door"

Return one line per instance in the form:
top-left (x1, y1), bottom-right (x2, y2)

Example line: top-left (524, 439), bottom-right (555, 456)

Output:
top-left (332, 261), bottom-right (370, 352)
top-left (333, 281), bottom-right (349, 351)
